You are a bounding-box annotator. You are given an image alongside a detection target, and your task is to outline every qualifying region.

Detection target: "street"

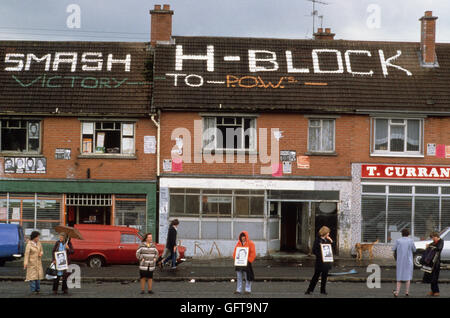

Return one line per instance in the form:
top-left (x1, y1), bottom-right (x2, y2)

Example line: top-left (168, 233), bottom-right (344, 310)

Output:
top-left (0, 280), bottom-right (449, 298)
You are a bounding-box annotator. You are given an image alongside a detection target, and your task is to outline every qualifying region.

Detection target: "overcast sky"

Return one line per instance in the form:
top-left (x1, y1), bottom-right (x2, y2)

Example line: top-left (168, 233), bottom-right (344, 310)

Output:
top-left (0, 0), bottom-right (449, 43)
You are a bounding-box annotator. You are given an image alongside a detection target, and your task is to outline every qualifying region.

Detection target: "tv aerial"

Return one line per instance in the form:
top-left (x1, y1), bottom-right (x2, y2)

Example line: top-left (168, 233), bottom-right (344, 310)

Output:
top-left (306, 0), bottom-right (330, 36)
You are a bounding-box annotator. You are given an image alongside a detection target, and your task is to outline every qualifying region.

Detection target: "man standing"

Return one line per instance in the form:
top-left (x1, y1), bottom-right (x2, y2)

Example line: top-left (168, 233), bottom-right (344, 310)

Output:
top-left (161, 219), bottom-right (179, 270)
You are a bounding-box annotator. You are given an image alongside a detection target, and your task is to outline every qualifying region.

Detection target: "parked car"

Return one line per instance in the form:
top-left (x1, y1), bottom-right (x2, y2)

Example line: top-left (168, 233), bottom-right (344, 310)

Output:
top-left (413, 227), bottom-right (450, 268)
top-left (70, 224), bottom-right (186, 268)
top-left (0, 224), bottom-right (25, 266)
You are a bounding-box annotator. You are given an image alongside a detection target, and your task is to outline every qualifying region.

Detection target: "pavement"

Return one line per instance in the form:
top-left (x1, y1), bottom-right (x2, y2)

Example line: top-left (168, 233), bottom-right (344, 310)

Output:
top-left (1, 256), bottom-right (450, 283)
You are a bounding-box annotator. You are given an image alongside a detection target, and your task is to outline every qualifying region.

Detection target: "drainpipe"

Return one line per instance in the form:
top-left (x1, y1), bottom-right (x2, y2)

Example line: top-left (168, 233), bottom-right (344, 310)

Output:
top-left (150, 111), bottom-right (161, 177)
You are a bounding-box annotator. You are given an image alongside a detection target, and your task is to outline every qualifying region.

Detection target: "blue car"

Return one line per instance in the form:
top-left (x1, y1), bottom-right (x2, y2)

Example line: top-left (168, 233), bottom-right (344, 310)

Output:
top-left (0, 224), bottom-right (25, 266)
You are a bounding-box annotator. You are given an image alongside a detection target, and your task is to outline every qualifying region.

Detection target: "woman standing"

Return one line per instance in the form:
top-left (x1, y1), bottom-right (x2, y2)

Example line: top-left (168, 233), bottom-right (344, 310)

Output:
top-left (232, 231), bottom-right (256, 295)
top-left (392, 228), bottom-right (416, 297)
top-left (136, 233), bottom-right (159, 294)
top-left (52, 233), bottom-right (74, 295)
top-left (23, 231), bottom-right (44, 295)
top-left (423, 232), bottom-right (444, 297)
top-left (305, 226), bottom-right (333, 295)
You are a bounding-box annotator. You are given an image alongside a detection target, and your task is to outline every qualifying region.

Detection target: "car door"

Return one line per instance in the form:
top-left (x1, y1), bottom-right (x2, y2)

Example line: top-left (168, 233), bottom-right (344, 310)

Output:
top-left (118, 233), bottom-right (141, 264)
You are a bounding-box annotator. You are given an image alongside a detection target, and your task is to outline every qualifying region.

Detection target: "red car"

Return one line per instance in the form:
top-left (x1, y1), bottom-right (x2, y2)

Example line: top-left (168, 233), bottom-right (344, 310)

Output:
top-left (70, 224), bottom-right (186, 268)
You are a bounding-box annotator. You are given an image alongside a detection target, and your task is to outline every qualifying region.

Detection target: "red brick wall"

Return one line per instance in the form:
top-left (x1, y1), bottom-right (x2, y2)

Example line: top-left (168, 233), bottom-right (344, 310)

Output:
top-left (160, 112), bottom-right (450, 177)
top-left (0, 117), bottom-right (157, 180)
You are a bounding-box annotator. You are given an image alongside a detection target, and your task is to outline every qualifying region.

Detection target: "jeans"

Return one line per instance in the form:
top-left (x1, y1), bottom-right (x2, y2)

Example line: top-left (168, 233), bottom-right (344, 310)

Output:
top-left (163, 248), bottom-right (177, 268)
top-left (30, 280), bottom-right (40, 292)
top-left (236, 270), bottom-right (251, 293)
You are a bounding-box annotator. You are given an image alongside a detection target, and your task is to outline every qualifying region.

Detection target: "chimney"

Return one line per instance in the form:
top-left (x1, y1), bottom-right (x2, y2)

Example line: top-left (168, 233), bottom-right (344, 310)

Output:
top-left (314, 27), bottom-right (335, 40)
top-left (150, 4), bottom-right (174, 46)
top-left (419, 11), bottom-right (438, 66)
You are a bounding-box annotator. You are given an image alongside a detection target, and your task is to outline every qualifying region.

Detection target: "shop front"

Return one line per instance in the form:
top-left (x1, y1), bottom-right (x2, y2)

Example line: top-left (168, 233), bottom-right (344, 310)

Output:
top-left (0, 179), bottom-right (156, 243)
top-left (159, 177), bottom-right (352, 258)
top-left (353, 163), bottom-right (450, 258)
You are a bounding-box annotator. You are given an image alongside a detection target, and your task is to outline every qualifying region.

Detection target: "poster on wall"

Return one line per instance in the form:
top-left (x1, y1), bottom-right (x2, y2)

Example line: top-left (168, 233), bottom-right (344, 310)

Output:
top-left (297, 156), bottom-right (310, 169)
top-left (55, 149), bottom-right (71, 160)
top-left (282, 161), bottom-right (292, 174)
top-left (15, 158), bottom-right (25, 173)
top-left (427, 143), bottom-right (436, 156)
top-left (234, 247), bottom-right (249, 267)
top-left (144, 136), bottom-right (156, 154)
top-left (163, 159), bottom-right (172, 172)
top-left (4, 158), bottom-right (15, 173)
top-left (28, 122), bottom-right (39, 139)
top-left (35, 158), bottom-right (46, 174)
top-left (280, 150), bottom-right (296, 162)
top-left (25, 158), bottom-right (36, 173)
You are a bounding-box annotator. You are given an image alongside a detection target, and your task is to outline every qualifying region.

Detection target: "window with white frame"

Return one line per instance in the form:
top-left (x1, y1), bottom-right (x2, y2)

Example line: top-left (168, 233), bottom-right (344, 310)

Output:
top-left (308, 119), bottom-right (335, 153)
top-left (0, 119), bottom-right (41, 153)
top-left (372, 118), bottom-right (423, 156)
top-left (81, 121), bottom-right (135, 155)
top-left (202, 116), bottom-right (256, 151)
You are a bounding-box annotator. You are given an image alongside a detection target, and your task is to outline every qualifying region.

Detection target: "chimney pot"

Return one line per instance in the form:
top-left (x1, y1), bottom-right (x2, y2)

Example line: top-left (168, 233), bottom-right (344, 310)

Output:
top-left (318, 28), bottom-right (323, 33)
top-left (154, 4), bottom-right (161, 10)
top-left (325, 28), bottom-right (331, 34)
top-left (163, 4), bottom-right (170, 10)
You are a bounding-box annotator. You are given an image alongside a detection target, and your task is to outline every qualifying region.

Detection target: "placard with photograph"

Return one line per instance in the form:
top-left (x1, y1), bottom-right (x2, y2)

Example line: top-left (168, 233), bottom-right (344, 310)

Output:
top-left (234, 247), bottom-right (249, 267)
top-left (25, 158), bottom-right (35, 173)
top-left (320, 243), bottom-right (334, 263)
top-left (15, 157), bottom-right (25, 173)
top-left (55, 251), bottom-right (68, 271)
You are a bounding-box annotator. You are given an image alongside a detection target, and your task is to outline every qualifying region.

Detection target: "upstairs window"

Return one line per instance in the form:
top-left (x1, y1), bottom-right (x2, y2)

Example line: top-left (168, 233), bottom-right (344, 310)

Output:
top-left (81, 121), bottom-right (135, 155)
top-left (202, 116), bottom-right (256, 151)
top-left (0, 119), bottom-right (41, 153)
top-left (308, 119), bottom-right (335, 153)
top-left (372, 118), bottom-right (423, 156)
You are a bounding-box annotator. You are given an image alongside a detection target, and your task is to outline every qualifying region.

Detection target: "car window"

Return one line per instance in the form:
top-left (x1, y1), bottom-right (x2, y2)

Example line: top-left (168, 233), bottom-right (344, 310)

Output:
top-left (120, 234), bottom-right (139, 244)
top-left (442, 231), bottom-right (450, 241)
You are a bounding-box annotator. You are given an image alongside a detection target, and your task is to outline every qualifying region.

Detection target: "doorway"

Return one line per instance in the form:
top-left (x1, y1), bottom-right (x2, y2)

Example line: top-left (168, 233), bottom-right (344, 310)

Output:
top-left (313, 202), bottom-right (338, 255)
top-left (280, 202), bottom-right (310, 252)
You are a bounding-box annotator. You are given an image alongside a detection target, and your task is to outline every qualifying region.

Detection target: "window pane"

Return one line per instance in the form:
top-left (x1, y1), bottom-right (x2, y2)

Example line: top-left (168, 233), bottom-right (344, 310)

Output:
top-left (362, 185), bottom-right (386, 193)
top-left (115, 200), bottom-right (146, 231)
top-left (387, 197), bottom-right (412, 243)
top-left (22, 199), bottom-right (35, 220)
top-left (235, 197), bottom-right (249, 216)
top-left (250, 196), bottom-right (264, 216)
top-left (415, 186), bottom-right (438, 194)
top-left (374, 119), bottom-right (388, 151)
top-left (169, 195), bottom-right (184, 215)
top-left (441, 198), bottom-right (450, 231)
top-left (389, 186), bottom-right (412, 194)
top-left (120, 234), bottom-right (137, 244)
top-left (361, 196), bottom-right (386, 243)
top-left (308, 127), bottom-right (320, 151)
top-left (37, 200), bottom-right (60, 220)
top-left (185, 195), bottom-right (200, 215)
top-left (414, 197), bottom-right (439, 240)
top-left (407, 120), bottom-right (420, 152)
top-left (2, 127), bottom-right (27, 151)
top-left (390, 125), bottom-right (405, 152)
top-left (321, 120), bottom-right (334, 151)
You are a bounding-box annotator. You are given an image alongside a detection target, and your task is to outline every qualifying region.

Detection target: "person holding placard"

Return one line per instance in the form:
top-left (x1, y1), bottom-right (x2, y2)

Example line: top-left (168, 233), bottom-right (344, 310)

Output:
top-left (305, 226), bottom-right (334, 295)
top-left (233, 231), bottom-right (256, 295)
top-left (51, 233), bottom-right (74, 295)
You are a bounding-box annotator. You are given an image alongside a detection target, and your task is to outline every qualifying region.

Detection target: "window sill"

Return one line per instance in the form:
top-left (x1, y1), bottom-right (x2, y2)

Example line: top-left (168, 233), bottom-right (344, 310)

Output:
top-left (78, 154), bottom-right (137, 159)
top-left (370, 153), bottom-right (424, 158)
top-left (305, 152), bottom-right (337, 156)
top-left (202, 150), bottom-right (258, 155)
top-left (0, 153), bottom-right (43, 157)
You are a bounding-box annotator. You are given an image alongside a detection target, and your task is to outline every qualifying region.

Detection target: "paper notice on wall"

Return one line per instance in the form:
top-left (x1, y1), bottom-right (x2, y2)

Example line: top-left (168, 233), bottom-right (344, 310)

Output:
top-left (12, 207), bottom-right (20, 221)
top-left (272, 163), bottom-right (282, 177)
top-left (282, 161), bottom-right (292, 174)
top-left (144, 136), bottom-right (156, 154)
top-left (96, 132), bottom-right (105, 148)
top-left (159, 187), bottom-right (169, 215)
top-left (427, 143), bottom-right (436, 156)
top-left (172, 157), bottom-right (183, 172)
top-left (436, 144), bottom-right (446, 158)
top-left (297, 156), bottom-right (310, 169)
top-left (163, 159), bottom-right (172, 172)
top-left (446, 146), bottom-right (450, 159)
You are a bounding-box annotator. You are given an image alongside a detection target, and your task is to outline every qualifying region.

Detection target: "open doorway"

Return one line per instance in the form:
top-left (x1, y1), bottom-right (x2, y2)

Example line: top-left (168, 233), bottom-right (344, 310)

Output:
top-left (280, 202), bottom-right (310, 253)
top-left (313, 202), bottom-right (338, 255)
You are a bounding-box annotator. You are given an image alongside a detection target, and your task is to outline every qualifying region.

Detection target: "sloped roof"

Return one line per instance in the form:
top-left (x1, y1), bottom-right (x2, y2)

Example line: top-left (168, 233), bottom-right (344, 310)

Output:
top-left (152, 36), bottom-right (450, 114)
top-left (0, 41), bottom-right (152, 116)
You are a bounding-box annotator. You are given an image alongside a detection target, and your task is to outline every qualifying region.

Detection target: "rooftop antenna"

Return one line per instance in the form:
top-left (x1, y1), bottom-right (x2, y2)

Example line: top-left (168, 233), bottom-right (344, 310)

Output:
top-left (306, 0), bottom-right (329, 36)
top-left (318, 15), bottom-right (324, 29)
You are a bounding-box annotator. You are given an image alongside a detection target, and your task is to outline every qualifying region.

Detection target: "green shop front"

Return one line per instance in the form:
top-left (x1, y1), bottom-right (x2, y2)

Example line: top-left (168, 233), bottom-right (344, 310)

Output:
top-left (0, 179), bottom-right (156, 250)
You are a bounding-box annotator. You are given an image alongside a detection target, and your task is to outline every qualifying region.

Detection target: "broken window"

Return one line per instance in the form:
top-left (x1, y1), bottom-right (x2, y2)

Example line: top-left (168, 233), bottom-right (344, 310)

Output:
top-left (81, 121), bottom-right (135, 155)
top-left (0, 119), bottom-right (41, 153)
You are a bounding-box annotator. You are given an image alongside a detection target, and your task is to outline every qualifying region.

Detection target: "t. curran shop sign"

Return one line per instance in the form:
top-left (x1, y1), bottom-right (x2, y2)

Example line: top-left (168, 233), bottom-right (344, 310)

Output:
top-left (362, 165), bottom-right (450, 179)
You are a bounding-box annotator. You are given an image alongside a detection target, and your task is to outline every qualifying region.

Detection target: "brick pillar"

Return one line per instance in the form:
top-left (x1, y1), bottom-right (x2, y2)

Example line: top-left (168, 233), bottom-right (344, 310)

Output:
top-left (150, 4), bottom-right (174, 47)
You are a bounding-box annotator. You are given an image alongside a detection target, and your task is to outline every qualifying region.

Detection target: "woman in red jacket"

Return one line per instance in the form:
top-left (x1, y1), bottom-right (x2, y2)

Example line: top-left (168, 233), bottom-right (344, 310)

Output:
top-left (233, 231), bottom-right (256, 294)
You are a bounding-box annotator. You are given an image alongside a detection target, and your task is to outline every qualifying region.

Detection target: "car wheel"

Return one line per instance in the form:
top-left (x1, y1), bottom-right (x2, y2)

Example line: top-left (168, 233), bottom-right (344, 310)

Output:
top-left (88, 256), bottom-right (104, 268)
top-left (414, 251), bottom-right (424, 268)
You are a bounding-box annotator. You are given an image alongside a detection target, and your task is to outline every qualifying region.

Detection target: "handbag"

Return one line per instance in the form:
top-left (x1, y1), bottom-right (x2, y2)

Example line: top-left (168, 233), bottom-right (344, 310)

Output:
top-left (45, 263), bottom-right (57, 279)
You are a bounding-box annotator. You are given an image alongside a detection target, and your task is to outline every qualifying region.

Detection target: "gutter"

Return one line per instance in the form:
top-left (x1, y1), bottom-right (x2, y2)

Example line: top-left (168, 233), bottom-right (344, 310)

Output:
top-left (150, 111), bottom-right (161, 177)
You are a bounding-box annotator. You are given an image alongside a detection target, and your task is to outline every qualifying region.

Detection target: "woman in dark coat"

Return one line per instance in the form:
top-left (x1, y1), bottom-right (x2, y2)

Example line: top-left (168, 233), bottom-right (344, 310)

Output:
top-left (423, 231), bottom-right (444, 297)
top-left (305, 226), bottom-right (334, 295)
top-left (52, 233), bottom-right (74, 295)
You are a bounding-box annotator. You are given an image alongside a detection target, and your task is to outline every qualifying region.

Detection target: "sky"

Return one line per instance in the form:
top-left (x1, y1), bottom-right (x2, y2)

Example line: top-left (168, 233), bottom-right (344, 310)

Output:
top-left (0, 0), bottom-right (449, 43)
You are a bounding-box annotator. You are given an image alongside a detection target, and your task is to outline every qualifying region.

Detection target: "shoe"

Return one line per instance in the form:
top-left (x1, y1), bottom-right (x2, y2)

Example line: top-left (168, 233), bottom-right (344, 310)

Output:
top-left (140, 291), bottom-right (145, 294)
top-left (405, 293), bottom-right (409, 297)
top-left (234, 291), bottom-right (241, 295)
top-left (320, 291), bottom-right (328, 295)
top-left (433, 293), bottom-right (440, 297)
top-left (427, 292), bottom-right (434, 296)
top-left (244, 291), bottom-right (251, 295)
top-left (171, 266), bottom-right (177, 270)
top-left (392, 290), bottom-right (398, 297)
top-left (305, 290), bottom-right (312, 295)
top-left (148, 291), bottom-right (154, 294)
top-left (53, 290), bottom-right (57, 295)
